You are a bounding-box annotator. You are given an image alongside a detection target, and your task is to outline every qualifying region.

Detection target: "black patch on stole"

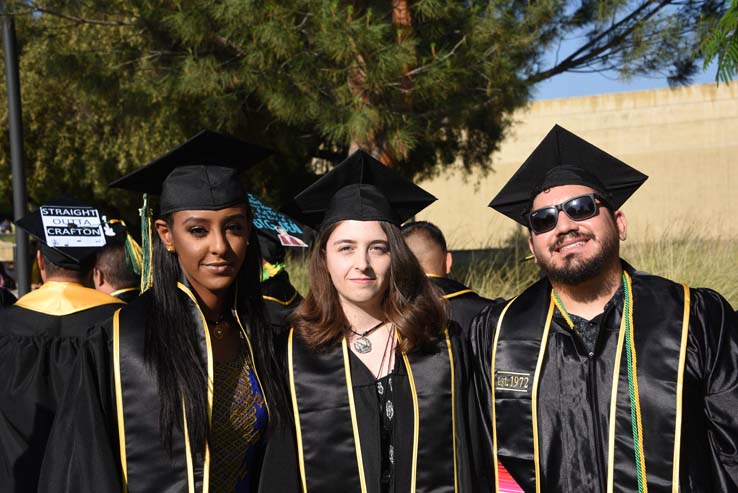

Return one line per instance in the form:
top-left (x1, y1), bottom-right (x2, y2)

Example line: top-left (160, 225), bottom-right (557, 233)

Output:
top-left (495, 370), bottom-right (531, 393)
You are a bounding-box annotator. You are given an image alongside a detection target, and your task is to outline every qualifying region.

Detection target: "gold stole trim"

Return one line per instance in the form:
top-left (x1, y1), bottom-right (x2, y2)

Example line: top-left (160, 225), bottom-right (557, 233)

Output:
top-left (444, 329), bottom-right (459, 492)
top-left (176, 282), bottom-right (213, 493)
top-left (401, 328), bottom-right (457, 492)
top-left (605, 278), bottom-right (629, 493)
top-left (530, 300), bottom-right (555, 493)
top-left (401, 343), bottom-right (420, 492)
top-left (183, 402), bottom-right (195, 493)
top-left (112, 308), bottom-right (128, 492)
top-left (443, 289), bottom-right (475, 300)
top-left (262, 291), bottom-right (299, 306)
top-left (110, 287), bottom-right (139, 298)
top-left (288, 329), bottom-right (308, 493)
top-left (672, 284), bottom-right (690, 492)
top-left (491, 297), bottom-right (517, 493)
top-left (233, 305), bottom-right (271, 418)
top-left (342, 339), bottom-right (368, 493)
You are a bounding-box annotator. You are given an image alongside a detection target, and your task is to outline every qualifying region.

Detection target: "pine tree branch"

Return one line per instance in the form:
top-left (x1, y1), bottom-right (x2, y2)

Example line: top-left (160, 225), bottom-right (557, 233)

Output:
top-left (403, 34), bottom-right (467, 78)
top-left (527, 0), bottom-right (674, 83)
top-left (212, 35), bottom-right (247, 58)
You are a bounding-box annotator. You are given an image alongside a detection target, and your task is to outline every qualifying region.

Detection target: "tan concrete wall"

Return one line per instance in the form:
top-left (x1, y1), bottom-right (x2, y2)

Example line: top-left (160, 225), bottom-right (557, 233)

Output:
top-left (417, 82), bottom-right (738, 249)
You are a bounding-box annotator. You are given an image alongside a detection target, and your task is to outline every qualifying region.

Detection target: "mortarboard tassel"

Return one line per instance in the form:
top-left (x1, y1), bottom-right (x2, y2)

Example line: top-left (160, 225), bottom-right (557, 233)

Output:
top-left (108, 219), bottom-right (144, 276)
top-left (124, 232), bottom-right (144, 276)
top-left (139, 194), bottom-right (154, 292)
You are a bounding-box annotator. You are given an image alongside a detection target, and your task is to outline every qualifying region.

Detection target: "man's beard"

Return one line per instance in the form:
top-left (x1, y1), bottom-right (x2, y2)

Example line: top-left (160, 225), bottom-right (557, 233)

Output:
top-left (539, 231), bottom-right (619, 286)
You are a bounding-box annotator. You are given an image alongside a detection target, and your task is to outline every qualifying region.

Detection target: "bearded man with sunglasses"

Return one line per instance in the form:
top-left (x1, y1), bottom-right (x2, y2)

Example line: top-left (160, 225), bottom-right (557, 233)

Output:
top-left (470, 125), bottom-right (738, 493)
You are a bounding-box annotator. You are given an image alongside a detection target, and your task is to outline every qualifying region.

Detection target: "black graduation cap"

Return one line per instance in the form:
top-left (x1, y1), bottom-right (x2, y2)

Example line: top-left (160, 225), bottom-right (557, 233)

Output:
top-left (283, 150), bottom-right (437, 230)
top-left (109, 130), bottom-right (272, 215)
top-left (489, 124), bottom-right (648, 226)
top-left (101, 217), bottom-right (129, 245)
top-left (246, 193), bottom-right (309, 264)
top-left (15, 197), bottom-right (107, 271)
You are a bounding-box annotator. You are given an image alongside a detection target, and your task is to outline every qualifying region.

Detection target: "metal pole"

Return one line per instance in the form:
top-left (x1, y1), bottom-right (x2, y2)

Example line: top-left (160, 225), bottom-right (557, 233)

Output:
top-left (1, 3), bottom-right (30, 295)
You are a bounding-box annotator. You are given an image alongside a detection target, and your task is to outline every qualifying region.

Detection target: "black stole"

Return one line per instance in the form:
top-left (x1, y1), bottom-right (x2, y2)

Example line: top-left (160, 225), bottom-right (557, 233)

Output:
top-left (289, 329), bottom-right (458, 493)
top-left (113, 291), bottom-right (200, 493)
top-left (491, 271), bottom-right (690, 492)
top-left (113, 283), bottom-right (266, 493)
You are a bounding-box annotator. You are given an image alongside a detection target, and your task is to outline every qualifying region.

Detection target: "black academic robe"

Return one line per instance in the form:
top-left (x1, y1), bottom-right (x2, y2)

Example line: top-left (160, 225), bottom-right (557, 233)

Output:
top-left (430, 276), bottom-right (497, 336)
top-left (36, 281), bottom-right (270, 493)
top-left (110, 286), bottom-right (141, 304)
top-left (470, 262), bottom-right (738, 492)
top-left (0, 286), bottom-right (16, 307)
top-left (0, 281), bottom-right (123, 492)
top-left (259, 326), bottom-right (482, 493)
top-left (261, 270), bottom-right (302, 334)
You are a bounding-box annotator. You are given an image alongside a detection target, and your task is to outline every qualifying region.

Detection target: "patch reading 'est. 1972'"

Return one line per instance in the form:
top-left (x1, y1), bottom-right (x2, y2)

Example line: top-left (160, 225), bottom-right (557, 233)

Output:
top-left (495, 370), bottom-right (531, 393)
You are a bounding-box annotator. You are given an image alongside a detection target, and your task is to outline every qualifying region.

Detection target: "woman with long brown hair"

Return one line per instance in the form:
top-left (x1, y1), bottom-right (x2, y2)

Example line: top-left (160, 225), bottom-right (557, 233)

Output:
top-left (260, 150), bottom-right (481, 493)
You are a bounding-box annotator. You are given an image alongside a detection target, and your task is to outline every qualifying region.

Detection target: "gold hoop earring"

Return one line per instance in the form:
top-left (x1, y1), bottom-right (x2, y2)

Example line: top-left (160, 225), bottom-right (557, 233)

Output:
top-left (167, 246), bottom-right (175, 253)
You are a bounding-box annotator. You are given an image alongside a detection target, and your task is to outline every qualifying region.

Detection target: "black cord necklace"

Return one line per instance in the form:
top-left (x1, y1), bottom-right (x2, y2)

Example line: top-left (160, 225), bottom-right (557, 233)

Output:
top-left (349, 320), bottom-right (386, 354)
top-left (206, 314), bottom-right (227, 340)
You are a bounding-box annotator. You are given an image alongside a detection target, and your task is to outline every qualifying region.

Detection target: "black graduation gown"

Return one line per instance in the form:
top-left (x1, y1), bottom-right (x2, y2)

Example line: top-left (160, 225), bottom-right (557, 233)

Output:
top-left (36, 281), bottom-right (271, 493)
top-left (0, 281), bottom-right (123, 492)
top-left (0, 286), bottom-right (17, 307)
top-left (261, 270), bottom-right (302, 334)
top-left (430, 276), bottom-right (497, 336)
top-left (470, 262), bottom-right (738, 492)
top-left (259, 326), bottom-right (482, 493)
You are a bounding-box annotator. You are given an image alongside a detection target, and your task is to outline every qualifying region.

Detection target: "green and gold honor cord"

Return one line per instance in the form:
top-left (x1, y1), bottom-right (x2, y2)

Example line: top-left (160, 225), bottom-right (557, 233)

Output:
top-left (552, 272), bottom-right (648, 492)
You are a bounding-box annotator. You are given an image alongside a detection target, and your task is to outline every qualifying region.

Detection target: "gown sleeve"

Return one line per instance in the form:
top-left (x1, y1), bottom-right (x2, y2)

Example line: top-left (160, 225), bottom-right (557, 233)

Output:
top-left (467, 302), bottom-right (505, 492)
top-left (257, 330), bottom-right (302, 493)
top-left (37, 323), bottom-right (123, 492)
top-left (687, 288), bottom-right (738, 490)
top-left (257, 425), bottom-right (302, 493)
top-left (447, 324), bottom-right (492, 493)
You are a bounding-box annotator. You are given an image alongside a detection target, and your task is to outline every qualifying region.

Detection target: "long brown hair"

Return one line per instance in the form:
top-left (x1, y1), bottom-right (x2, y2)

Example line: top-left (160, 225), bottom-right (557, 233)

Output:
top-left (292, 221), bottom-right (448, 352)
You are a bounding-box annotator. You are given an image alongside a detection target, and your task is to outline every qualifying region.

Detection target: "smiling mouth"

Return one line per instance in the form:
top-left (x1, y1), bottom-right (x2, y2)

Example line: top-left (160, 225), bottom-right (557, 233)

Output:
top-left (558, 240), bottom-right (587, 252)
top-left (203, 263), bottom-right (234, 273)
top-left (551, 232), bottom-right (595, 253)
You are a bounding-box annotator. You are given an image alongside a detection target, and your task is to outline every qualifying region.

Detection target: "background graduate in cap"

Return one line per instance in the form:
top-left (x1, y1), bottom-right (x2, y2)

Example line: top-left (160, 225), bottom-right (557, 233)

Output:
top-left (260, 150), bottom-right (483, 493)
top-left (471, 124), bottom-right (738, 492)
top-left (93, 217), bottom-right (143, 303)
top-left (40, 131), bottom-right (290, 493)
top-left (401, 220), bottom-right (500, 336)
top-left (0, 197), bottom-right (123, 492)
top-left (247, 193), bottom-right (307, 335)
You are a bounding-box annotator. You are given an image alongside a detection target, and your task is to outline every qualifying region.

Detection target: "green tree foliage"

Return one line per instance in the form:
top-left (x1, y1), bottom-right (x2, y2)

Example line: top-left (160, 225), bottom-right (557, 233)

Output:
top-left (0, 0), bottom-right (728, 219)
top-left (703, 0), bottom-right (738, 82)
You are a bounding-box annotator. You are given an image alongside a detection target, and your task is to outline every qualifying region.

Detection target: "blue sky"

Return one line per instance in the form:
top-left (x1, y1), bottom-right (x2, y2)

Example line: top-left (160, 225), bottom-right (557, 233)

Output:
top-left (533, 61), bottom-right (720, 100)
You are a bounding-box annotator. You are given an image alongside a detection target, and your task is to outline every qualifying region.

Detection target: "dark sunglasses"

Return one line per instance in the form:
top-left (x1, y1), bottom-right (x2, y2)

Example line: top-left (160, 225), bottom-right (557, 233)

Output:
top-left (527, 193), bottom-right (610, 234)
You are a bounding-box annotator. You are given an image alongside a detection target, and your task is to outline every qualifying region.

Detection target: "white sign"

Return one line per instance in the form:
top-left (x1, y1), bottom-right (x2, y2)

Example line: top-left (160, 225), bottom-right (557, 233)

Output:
top-left (40, 205), bottom-right (106, 248)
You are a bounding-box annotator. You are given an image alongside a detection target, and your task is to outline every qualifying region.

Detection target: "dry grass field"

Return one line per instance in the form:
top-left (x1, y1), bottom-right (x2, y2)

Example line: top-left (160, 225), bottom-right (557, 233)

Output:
top-left (286, 224), bottom-right (738, 308)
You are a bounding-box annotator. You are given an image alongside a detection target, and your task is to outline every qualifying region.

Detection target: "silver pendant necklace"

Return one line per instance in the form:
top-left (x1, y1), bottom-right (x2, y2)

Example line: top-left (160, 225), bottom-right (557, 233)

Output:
top-left (349, 320), bottom-right (385, 354)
